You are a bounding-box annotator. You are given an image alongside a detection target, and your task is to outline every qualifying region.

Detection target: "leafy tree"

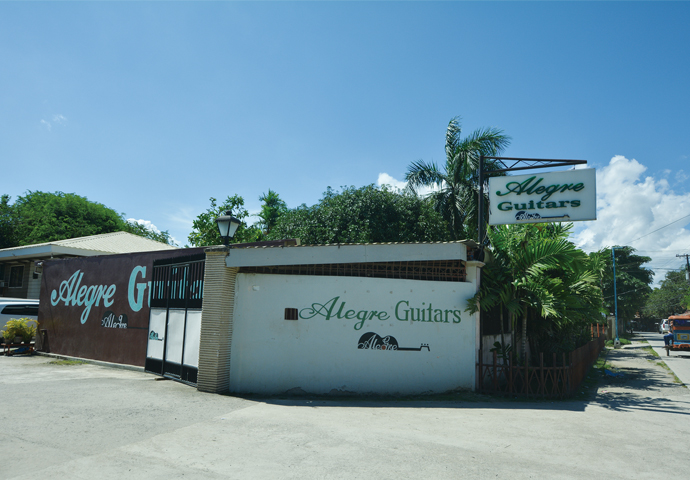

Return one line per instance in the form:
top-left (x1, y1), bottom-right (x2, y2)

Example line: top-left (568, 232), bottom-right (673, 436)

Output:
top-left (12, 191), bottom-right (127, 245)
top-left (122, 220), bottom-right (176, 246)
top-left (257, 189), bottom-right (287, 236)
top-left (187, 195), bottom-right (262, 247)
top-left (266, 185), bottom-right (450, 244)
top-left (468, 223), bottom-right (603, 359)
top-left (0, 191), bottom-right (175, 247)
top-left (594, 246), bottom-right (653, 330)
top-left (643, 270), bottom-right (690, 319)
top-left (405, 116), bottom-right (511, 241)
top-left (0, 194), bottom-right (16, 248)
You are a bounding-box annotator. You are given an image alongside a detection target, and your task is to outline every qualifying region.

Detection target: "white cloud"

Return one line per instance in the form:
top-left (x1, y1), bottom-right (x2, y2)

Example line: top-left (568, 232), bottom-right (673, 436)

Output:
top-left (571, 155), bottom-right (690, 284)
top-left (127, 218), bottom-right (162, 233)
top-left (127, 218), bottom-right (180, 246)
top-left (376, 172), bottom-right (440, 197)
top-left (40, 114), bottom-right (67, 131)
top-left (377, 173), bottom-right (407, 191)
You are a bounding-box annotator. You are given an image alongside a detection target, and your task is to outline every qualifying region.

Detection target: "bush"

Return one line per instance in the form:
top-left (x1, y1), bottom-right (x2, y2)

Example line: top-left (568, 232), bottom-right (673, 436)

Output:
top-left (2, 317), bottom-right (38, 343)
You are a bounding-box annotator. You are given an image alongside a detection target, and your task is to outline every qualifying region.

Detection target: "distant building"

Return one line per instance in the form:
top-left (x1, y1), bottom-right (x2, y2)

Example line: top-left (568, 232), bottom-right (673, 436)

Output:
top-left (0, 232), bottom-right (176, 299)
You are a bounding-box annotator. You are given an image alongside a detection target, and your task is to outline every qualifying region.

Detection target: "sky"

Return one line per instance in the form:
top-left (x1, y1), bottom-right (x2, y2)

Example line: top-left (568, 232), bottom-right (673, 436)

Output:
top-left (1, 1), bottom-right (689, 285)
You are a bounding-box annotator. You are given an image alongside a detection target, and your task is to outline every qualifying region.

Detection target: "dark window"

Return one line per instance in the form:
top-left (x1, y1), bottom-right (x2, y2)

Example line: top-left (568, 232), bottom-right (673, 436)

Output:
top-left (241, 260), bottom-right (467, 283)
top-left (1, 304), bottom-right (38, 316)
top-left (9, 266), bottom-right (24, 288)
top-left (284, 308), bottom-right (298, 320)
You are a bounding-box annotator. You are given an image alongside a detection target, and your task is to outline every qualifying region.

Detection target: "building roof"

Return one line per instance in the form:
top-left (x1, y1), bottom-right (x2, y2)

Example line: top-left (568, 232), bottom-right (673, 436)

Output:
top-left (0, 232), bottom-right (177, 262)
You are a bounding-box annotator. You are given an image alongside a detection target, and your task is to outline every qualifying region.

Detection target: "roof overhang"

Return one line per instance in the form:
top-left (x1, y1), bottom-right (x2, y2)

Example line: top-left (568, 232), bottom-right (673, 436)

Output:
top-left (224, 242), bottom-right (468, 268)
top-left (0, 245), bottom-right (108, 262)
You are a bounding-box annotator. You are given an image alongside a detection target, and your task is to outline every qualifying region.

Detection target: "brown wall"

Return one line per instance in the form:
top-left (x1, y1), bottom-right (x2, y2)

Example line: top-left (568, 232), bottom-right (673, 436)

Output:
top-left (38, 248), bottom-right (204, 366)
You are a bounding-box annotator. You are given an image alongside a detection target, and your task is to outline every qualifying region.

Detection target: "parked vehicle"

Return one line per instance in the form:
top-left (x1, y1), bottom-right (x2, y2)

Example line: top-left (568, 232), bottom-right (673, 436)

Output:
top-left (659, 319), bottom-right (670, 334)
top-left (0, 298), bottom-right (39, 343)
top-left (663, 314), bottom-right (690, 355)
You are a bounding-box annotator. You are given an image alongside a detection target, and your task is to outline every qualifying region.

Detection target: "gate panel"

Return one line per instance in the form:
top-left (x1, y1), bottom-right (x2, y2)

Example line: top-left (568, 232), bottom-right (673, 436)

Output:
top-left (145, 307), bottom-right (167, 374)
top-left (145, 253), bottom-right (205, 386)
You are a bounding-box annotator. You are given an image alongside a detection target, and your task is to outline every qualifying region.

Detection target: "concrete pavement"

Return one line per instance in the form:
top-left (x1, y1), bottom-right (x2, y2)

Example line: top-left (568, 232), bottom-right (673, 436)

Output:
top-left (2, 349), bottom-right (689, 480)
top-left (636, 331), bottom-right (690, 386)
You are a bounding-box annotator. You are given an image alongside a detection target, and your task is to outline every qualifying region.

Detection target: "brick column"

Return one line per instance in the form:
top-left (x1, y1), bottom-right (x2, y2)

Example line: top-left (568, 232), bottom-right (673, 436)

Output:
top-left (197, 247), bottom-right (238, 394)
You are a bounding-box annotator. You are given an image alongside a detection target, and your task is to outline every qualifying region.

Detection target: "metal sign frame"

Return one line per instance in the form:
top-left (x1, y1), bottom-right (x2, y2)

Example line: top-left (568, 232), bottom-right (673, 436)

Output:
top-left (478, 156), bottom-right (588, 244)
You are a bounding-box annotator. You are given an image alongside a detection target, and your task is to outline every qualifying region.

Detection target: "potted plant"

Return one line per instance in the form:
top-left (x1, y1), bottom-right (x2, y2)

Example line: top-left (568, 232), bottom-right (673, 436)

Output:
top-left (1, 327), bottom-right (15, 345)
top-left (22, 321), bottom-right (37, 344)
top-left (3, 318), bottom-right (38, 345)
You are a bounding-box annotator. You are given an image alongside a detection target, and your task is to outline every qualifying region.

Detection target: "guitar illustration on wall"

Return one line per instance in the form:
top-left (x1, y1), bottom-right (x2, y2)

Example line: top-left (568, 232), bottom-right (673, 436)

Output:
top-left (357, 332), bottom-right (430, 352)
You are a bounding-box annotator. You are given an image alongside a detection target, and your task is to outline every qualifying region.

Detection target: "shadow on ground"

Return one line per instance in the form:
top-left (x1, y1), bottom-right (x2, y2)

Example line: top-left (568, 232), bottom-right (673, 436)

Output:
top-left (250, 343), bottom-right (690, 415)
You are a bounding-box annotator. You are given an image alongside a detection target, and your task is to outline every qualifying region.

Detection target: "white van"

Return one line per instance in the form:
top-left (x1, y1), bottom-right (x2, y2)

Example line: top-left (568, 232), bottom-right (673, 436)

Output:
top-left (0, 298), bottom-right (39, 343)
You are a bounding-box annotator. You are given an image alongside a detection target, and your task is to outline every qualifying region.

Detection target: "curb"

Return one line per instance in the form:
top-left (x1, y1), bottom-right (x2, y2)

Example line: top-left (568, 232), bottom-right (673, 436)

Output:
top-left (34, 351), bottom-right (146, 373)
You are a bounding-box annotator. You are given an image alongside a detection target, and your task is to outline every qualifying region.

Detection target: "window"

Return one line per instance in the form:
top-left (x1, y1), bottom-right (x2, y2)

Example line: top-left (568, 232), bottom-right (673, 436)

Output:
top-left (1, 304), bottom-right (38, 316)
top-left (9, 266), bottom-right (24, 288)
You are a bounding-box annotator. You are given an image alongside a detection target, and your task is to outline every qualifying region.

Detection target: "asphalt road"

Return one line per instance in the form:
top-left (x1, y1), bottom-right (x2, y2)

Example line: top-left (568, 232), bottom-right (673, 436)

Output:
top-left (1, 348), bottom-right (689, 480)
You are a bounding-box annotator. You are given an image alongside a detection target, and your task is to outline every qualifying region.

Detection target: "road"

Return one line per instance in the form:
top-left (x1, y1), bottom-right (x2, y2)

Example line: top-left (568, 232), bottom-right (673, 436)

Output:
top-left (1, 349), bottom-right (689, 480)
top-left (636, 331), bottom-right (690, 385)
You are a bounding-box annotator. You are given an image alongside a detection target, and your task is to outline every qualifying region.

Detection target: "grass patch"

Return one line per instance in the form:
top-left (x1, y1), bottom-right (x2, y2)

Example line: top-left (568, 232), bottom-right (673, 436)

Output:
top-left (49, 359), bottom-right (86, 366)
top-left (655, 361), bottom-right (684, 385)
top-left (641, 346), bottom-right (660, 358)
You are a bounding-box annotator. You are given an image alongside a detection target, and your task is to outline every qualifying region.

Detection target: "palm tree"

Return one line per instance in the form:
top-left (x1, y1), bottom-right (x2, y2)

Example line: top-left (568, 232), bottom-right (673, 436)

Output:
top-left (405, 117), bottom-right (511, 241)
top-left (468, 223), bottom-right (603, 360)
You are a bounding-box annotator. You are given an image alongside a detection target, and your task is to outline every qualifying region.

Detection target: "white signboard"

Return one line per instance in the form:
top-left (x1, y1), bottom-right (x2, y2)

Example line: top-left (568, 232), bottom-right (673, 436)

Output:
top-left (488, 168), bottom-right (596, 225)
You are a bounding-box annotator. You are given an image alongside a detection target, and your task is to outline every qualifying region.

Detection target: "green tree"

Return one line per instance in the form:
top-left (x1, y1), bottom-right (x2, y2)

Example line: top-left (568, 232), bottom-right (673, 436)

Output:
top-left (257, 189), bottom-right (287, 236)
top-left (0, 191), bottom-right (175, 247)
top-left (122, 220), bottom-right (176, 246)
top-left (266, 185), bottom-right (450, 244)
top-left (405, 116), bottom-right (511, 241)
top-left (643, 270), bottom-right (690, 319)
top-left (188, 195), bottom-right (262, 247)
top-left (468, 223), bottom-right (603, 359)
top-left (595, 246), bottom-right (653, 329)
top-left (0, 194), bottom-right (16, 248)
top-left (12, 191), bottom-right (127, 245)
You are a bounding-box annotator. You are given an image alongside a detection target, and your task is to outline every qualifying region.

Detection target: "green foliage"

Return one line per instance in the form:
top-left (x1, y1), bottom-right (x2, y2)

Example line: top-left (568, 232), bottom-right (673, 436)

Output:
top-left (0, 191), bottom-right (175, 247)
top-left (643, 270), bottom-right (690, 319)
top-left (0, 194), bottom-right (15, 248)
top-left (2, 317), bottom-right (38, 342)
top-left (468, 223), bottom-right (604, 358)
top-left (122, 220), bottom-right (176, 246)
top-left (10, 191), bottom-right (124, 245)
top-left (257, 189), bottom-right (287, 235)
top-left (405, 116), bottom-right (511, 241)
top-left (595, 246), bottom-right (653, 324)
top-left (187, 195), bottom-right (262, 247)
top-left (266, 185), bottom-right (450, 244)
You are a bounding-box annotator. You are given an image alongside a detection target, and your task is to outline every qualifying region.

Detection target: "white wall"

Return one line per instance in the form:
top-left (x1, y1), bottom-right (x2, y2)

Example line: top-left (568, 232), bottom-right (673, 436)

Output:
top-left (229, 273), bottom-right (478, 395)
top-left (27, 262), bottom-right (41, 299)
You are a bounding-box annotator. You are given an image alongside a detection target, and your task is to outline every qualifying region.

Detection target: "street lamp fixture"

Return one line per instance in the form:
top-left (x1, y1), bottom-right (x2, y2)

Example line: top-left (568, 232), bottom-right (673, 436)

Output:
top-left (215, 210), bottom-right (241, 246)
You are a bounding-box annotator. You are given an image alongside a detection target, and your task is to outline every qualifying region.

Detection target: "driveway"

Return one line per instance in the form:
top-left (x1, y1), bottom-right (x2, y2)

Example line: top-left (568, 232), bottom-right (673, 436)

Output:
top-left (1, 350), bottom-right (689, 480)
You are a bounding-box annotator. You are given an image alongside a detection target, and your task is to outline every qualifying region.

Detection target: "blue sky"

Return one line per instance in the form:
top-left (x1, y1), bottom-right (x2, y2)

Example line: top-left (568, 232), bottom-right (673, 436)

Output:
top-left (1, 1), bottom-right (689, 283)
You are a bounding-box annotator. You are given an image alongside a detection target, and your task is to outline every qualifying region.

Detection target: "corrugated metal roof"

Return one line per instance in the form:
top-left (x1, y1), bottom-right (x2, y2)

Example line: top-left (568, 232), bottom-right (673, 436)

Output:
top-left (0, 231), bottom-right (176, 255)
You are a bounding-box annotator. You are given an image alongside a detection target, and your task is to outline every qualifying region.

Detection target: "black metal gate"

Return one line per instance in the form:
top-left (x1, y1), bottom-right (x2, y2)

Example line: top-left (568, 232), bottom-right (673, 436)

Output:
top-left (145, 253), bottom-right (205, 386)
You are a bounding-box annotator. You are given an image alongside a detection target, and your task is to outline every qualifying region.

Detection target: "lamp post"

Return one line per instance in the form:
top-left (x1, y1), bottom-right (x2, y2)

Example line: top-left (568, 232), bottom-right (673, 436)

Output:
top-left (215, 210), bottom-right (241, 246)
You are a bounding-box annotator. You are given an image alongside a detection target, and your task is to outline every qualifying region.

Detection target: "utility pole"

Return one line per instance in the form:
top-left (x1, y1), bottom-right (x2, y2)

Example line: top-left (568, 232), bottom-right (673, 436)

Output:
top-left (677, 254), bottom-right (690, 283)
top-left (612, 247), bottom-right (620, 348)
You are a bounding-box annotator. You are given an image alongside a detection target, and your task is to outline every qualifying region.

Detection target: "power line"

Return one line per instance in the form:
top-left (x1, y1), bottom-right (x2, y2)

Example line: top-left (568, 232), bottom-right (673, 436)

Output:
top-left (628, 213), bottom-right (690, 245)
